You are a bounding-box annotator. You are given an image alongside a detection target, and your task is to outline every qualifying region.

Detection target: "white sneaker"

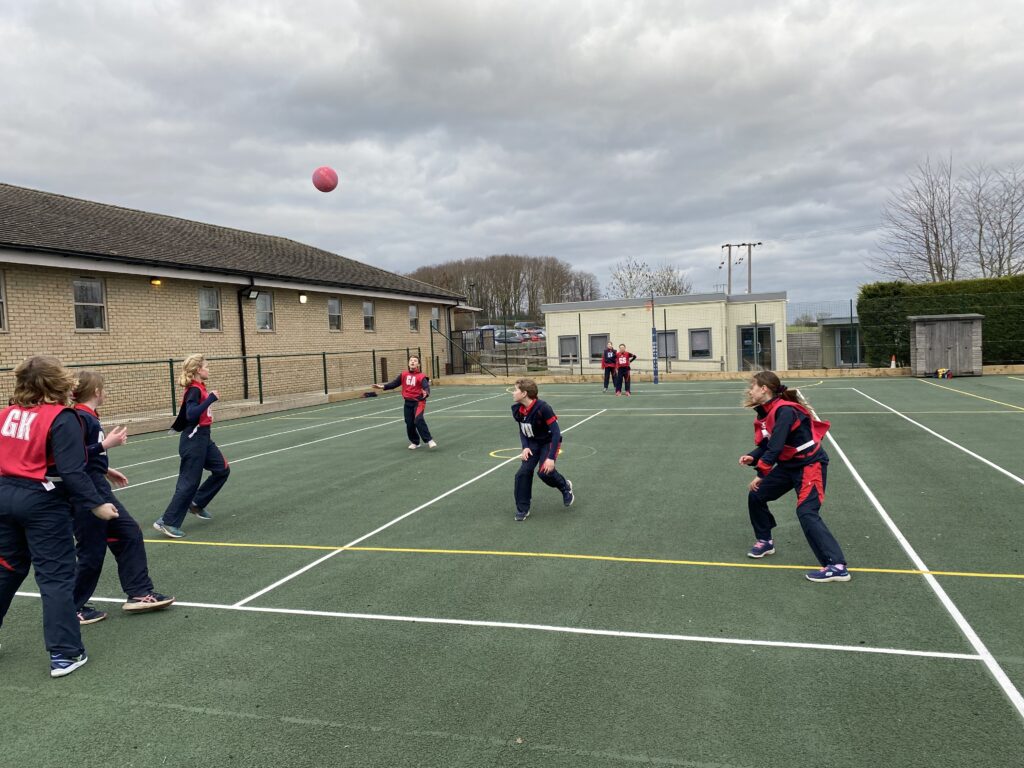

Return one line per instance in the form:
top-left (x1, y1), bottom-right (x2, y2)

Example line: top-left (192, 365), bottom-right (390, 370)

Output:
top-left (427, 440), bottom-right (437, 449)
top-left (408, 443), bottom-right (418, 450)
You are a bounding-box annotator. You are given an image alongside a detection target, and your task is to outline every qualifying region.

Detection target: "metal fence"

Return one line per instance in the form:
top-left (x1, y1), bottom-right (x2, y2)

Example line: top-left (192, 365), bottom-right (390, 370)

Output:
top-left (0, 347), bottom-right (422, 421)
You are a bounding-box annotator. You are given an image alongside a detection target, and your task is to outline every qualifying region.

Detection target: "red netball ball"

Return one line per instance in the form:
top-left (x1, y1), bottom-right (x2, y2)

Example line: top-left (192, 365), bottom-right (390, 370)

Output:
top-left (312, 166), bottom-right (339, 193)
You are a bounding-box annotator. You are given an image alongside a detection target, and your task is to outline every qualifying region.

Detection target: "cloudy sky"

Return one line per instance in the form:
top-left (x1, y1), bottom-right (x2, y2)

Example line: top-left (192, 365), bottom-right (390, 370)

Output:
top-left (3, 1), bottom-right (1023, 306)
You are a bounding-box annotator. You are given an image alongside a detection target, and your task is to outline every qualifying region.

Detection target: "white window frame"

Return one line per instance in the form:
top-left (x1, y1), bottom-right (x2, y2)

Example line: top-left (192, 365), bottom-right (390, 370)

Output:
top-left (689, 328), bottom-right (712, 359)
top-left (198, 286), bottom-right (222, 332)
top-left (363, 300), bottom-right (375, 331)
top-left (255, 291), bottom-right (275, 331)
top-left (73, 277), bottom-right (107, 332)
top-left (409, 304), bottom-right (419, 332)
top-left (430, 306), bottom-right (440, 330)
top-left (328, 296), bottom-right (342, 331)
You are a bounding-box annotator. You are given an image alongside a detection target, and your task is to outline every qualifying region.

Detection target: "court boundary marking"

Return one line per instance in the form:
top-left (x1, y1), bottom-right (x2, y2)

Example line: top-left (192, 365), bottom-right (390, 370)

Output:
top-left (113, 392), bottom-right (509, 491)
top-left (10, 591), bottom-right (982, 663)
top-left (136, 540), bottom-right (1024, 581)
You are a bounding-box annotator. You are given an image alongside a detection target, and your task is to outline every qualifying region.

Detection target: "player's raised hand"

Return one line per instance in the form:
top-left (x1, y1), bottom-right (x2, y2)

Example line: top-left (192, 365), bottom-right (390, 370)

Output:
top-left (102, 425), bottom-right (128, 450)
top-left (738, 455), bottom-right (754, 466)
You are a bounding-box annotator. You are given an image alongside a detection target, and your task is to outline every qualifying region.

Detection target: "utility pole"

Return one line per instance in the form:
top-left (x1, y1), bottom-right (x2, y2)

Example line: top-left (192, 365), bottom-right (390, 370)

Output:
top-left (738, 242), bottom-right (762, 293)
top-left (720, 244), bottom-right (744, 294)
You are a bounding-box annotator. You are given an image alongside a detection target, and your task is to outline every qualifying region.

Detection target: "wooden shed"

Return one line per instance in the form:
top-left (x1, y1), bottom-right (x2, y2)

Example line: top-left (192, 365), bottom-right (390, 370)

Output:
top-left (907, 313), bottom-right (984, 376)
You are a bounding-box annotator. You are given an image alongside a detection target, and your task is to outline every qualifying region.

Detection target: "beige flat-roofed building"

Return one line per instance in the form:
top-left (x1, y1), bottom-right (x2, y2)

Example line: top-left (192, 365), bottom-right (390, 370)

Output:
top-left (540, 291), bottom-right (788, 373)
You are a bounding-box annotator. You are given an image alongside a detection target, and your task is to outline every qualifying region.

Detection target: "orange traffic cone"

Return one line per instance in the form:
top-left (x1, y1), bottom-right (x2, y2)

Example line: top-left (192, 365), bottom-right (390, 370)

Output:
top-left (890, 354), bottom-right (897, 369)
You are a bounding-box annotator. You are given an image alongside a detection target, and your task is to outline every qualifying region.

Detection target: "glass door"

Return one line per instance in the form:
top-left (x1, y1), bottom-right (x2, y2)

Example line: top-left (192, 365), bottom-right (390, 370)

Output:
top-left (738, 325), bottom-right (773, 371)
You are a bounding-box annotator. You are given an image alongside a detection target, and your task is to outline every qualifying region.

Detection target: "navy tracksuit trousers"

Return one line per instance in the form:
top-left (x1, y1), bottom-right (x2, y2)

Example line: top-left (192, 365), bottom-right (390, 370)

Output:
top-left (73, 473), bottom-right (153, 608)
top-left (0, 479), bottom-right (84, 656)
top-left (162, 426), bottom-right (230, 528)
top-left (747, 453), bottom-right (847, 566)
top-left (514, 442), bottom-right (569, 515)
top-left (404, 399), bottom-right (433, 445)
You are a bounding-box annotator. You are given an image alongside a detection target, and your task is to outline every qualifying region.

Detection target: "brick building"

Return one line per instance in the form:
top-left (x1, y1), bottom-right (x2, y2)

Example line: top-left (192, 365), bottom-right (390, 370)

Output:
top-left (0, 184), bottom-right (464, 414)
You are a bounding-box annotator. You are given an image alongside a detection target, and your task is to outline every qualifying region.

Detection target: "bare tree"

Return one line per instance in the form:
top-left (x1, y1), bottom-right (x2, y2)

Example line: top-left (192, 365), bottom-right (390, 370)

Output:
top-left (649, 263), bottom-right (693, 296)
top-left (566, 270), bottom-right (601, 301)
top-left (607, 256), bottom-right (653, 298)
top-left (874, 156), bottom-right (964, 282)
top-left (961, 163), bottom-right (1024, 277)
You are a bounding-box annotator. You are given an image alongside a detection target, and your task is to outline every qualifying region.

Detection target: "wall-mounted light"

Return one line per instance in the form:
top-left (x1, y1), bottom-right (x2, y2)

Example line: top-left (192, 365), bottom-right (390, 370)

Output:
top-left (299, 293), bottom-right (308, 304)
top-left (245, 288), bottom-right (260, 300)
top-left (150, 277), bottom-right (162, 286)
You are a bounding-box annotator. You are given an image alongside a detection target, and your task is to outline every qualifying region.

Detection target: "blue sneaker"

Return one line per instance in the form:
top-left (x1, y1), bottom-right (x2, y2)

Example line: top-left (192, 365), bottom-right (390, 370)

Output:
top-left (189, 503), bottom-right (212, 520)
top-left (153, 520), bottom-right (185, 539)
top-left (514, 510), bottom-right (530, 522)
top-left (747, 539), bottom-right (775, 558)
top-left (806, 564), bottom-right (851, 583)
top-left (77, 605), bottom-right (107, 625)
top-left (562, 480), bottom-right (574, 507)
top-left (50, 652), bottom-right (88, 678)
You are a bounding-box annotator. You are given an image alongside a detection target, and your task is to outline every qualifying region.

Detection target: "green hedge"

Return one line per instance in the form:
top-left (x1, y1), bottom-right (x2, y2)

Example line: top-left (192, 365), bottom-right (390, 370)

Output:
top-left (857, 277), bottom-right (1024, 367)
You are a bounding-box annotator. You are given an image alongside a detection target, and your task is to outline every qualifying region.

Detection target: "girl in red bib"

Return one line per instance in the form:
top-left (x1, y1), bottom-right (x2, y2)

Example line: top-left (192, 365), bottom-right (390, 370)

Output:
top-left (0, 356), bottom-right (118, 677)
top-left (154, 354), bottom-right (230, 539)
top-left (373, 356), bottom-right (437, 450)
top-left (738, 370), bottom-right (850, 583)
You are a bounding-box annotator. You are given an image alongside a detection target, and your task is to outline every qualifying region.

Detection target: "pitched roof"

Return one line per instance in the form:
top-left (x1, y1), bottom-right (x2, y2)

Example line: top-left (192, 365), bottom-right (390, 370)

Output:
top-left (0, 183), bottom-right (462, 301)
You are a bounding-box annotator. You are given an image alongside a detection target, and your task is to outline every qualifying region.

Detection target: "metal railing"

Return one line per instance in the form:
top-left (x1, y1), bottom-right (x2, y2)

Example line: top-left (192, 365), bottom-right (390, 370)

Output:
top-left (0, 347), bottom-right (421, 421)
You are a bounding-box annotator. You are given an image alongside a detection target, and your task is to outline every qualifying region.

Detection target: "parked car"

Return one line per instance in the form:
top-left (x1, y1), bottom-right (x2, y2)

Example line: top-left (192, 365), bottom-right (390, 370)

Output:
top-left (514, 321), bottom-right (538, 331)
top-left (494, 329), bottom-right (526, 343)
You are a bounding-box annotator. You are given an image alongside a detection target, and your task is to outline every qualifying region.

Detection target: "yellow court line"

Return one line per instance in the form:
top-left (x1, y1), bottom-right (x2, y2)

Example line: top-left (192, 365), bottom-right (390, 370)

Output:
top-left (142, 539), bottom-right (1024, 580)
top-left (916, 378), bottom-right (1024, 412)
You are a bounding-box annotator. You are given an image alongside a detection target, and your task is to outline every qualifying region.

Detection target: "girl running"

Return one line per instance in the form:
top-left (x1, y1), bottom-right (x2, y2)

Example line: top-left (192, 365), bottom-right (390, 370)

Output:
top-left (154, 354), bottom-right (230, 539)
top-left (71, 371), bottom-right (174, 623)
top-left (739, 370), bottom-right (850, 582)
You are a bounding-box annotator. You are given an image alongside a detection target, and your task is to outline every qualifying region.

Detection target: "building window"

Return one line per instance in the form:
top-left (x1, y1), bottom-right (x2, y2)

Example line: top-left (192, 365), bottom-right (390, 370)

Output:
top-left (328, 297), bottom-right (342, 331)
top-left (73, 277), bottom-right (106, 331)
top-left (431, 306), bottom-right (440, 330)
top-left (589, 334), bottom-right (609, 362)
top-left (656, 331), bottom-right (679, 360)
top-left (199, 287), bottom-right (222, 331)
top-left (0, 272), bottom-right (6, 332)
top-left (255, 292), bottom-right (275, 331)
top-left (363, 300), bottom-right (375, 331)
top-left (689, 328), bottom-right (712, 359)
top-left (409, 304), bottom-right (419, 332)
top-left (558, 335), bottom-right (580, 364)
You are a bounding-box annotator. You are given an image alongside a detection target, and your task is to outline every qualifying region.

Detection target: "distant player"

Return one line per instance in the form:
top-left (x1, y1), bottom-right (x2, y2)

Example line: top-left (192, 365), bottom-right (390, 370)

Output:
top-left (0, 356), bottom-right (118, 678)
top-left (373, 356), bottom-right (437, 449)
top-left (739, 370), bottom-right (850, 583)
top-left (154, 354), bottom-right (231, 539)
top-left (601, 341), bottom-right (617, 392)
top-left (510, 378), bottom-right (574, 521)
top-left (71, 371), bottom-right (174, 623)
top-left (613, 344), bottom-right (637, 396)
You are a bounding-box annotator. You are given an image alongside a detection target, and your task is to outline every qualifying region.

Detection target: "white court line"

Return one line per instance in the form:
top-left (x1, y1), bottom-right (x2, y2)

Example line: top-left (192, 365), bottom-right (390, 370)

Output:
top-left (802, 395), bottom-right (1024, 721)
top-left (13, 591), bottom-right (980, 662)
top-left (114, 393), bottom-right (508, 491)
top-left (852, 388), bottom-right (1024, 487)
top-left (116, 394), bottom-right (467, 469)
top-left (232, 409), bottom-right (608, 607)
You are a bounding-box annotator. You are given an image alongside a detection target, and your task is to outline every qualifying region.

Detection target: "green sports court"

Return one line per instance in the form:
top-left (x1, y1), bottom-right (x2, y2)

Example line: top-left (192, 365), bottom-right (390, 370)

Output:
top-left (4, 376), bottom-right (1024, 767)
